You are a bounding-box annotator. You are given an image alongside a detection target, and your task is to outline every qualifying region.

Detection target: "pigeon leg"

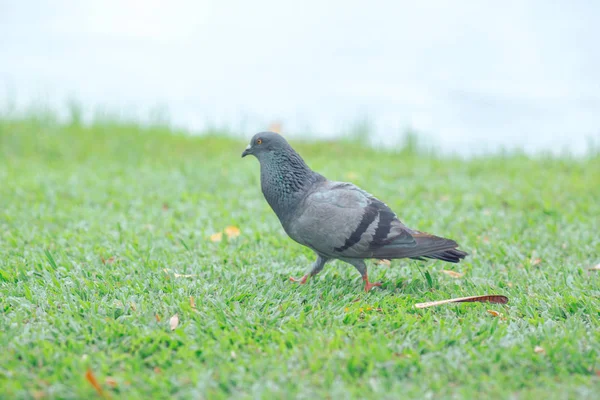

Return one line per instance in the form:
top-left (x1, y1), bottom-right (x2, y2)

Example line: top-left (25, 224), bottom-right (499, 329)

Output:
top-left (343, 258), bottom-right (382, 292)
top-left (290, 255), bottom-right (328, 284)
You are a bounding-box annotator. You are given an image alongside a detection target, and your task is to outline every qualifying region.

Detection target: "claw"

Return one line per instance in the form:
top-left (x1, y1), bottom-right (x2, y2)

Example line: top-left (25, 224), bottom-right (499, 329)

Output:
top-left (363, 275), bottom-right (382, 292)
top-left (290, 274), bottom-right (308, 284)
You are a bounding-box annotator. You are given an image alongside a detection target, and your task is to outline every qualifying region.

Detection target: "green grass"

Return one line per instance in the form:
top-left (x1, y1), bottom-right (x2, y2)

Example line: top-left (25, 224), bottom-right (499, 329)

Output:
top-left (1, 115), bottom-right (599, 399)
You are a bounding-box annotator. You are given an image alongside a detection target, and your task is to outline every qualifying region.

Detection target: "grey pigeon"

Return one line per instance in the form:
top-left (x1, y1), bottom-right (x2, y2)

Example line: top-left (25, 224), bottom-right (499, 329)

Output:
top-left (242, 132), bottom-right (467, 291)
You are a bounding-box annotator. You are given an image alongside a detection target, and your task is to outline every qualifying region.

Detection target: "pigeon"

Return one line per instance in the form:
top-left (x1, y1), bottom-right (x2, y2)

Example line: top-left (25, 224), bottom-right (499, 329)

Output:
top-left (242, 131), bottom-right (467, 292)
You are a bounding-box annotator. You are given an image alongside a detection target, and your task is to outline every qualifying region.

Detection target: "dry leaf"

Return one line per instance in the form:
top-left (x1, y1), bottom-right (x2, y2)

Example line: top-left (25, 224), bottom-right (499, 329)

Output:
top-left (105, 377), bottom-right (118, 388)
top-left (487, 309), bottom-right (500, 317)
top-left (169, 314), bottom-right (179, 331)
top-left (377, 259), bottom-right (391, 266)
top-left (190, 296), bottom-right (196, 309)
top-left (534, 346), bottom-right (545, 354)
top-left (101, 256), bottom-right (116, 265)
top-left (588, 263), bottom-right (600, 271)
top-left (224, 226), bottom-right (241, 239)
top-left (129, 302), bottom-right (136, 311)
top-left (210, 232), bottom-right (223, 242)
top-left (154, 367), bottom-right (161, 374)
top-left (162, 203), bottom-right (169, 211)
top-left (415, 295), bottom-right (509, 309)
top-left (531, 257), bottom-right (542, 266)
top-left (441, 270), bottom-right (464, 278)
top-left (155, 314), bottom-right (161, 322)
top-left (85, 369), bottom-right (106, 398)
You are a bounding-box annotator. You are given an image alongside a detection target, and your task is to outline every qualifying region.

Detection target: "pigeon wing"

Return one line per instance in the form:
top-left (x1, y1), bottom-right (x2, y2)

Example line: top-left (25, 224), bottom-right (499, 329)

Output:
top-left (287, 181), bottom-right (418, 258)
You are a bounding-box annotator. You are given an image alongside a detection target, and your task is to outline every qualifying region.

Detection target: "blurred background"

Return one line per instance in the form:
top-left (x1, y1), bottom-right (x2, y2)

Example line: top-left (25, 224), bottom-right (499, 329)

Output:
top-left (1, 0), bottom-right (599, 155)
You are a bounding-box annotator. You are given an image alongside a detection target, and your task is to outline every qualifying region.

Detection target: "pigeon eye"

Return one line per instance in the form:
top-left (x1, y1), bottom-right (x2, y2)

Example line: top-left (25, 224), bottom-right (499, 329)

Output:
top-left (256, 138), bottom-right (263, 145)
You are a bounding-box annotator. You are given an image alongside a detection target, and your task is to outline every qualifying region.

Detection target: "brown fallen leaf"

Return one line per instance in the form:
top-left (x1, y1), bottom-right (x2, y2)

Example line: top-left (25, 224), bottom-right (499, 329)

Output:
top-left (210, 232), bottom-right (223, 242)
top-left (154, 367), bottom-right (162, 374)
top-left (377, 259), bottom-right (391, 266)
top-left (534, 345), bottom-right (545, 354)
top-left (588, 263), bottom-right (600, 271)
top-left (190, 296), bottom-right (196, 309)
top-left (169, 314), bottom-right (179, 331)
top-left (105, 377), bottom-right (118, 388)
top-left (162, 203), bottom-right (169, 211)
top-left (85, 369), bottom-right (106, 398)
top-left (441, 270), bottom-right (464, 278)
top-left (487, 309), bottom-right (500, 317)
top-left (224, 226), bottom-right (241, 239)
top-left (101, 256), bottom-right (116, 265)
top-left (415, 295), bottom-right (509, 309)
top-left (155, 314), bottom-right (161, 322)
top-left (531, 257), bottom-right (542, 266)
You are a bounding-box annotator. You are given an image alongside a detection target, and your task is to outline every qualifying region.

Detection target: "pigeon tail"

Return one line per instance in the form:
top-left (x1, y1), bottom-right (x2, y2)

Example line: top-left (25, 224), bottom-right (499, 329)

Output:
top-left (373, 232), bottom-right (467, 262)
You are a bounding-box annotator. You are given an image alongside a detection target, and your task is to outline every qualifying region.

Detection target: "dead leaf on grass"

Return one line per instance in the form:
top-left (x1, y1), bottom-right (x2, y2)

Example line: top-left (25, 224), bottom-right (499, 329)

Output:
top-left (487, 309), bottom-right (500, 317)
top-left (105, 377), bottom-right (118, 388)
top-left (415, 295), bottom-right (509, 309)
top-left (85, 369), bottom-right (107, 398)
top-left (441, 270), bottom-right (464, 278)
top-left (209, 232), bottom-right (223, 242)
top-left (224, 226), bottom-right (241, 239)
top-left (377, 259), bottom-right (391, 266)
top-left (169, 314), bottom-right (179, 331)
top-left (534, 346), bottom-right (546, 354)
top-left (190, 296), bottom-right (196, 309)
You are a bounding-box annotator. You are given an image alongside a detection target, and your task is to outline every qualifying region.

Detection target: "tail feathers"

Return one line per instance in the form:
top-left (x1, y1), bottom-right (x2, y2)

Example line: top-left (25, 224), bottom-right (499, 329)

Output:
top-left (374, 232), bottom-right (468, 263)
top-left (419, 248), bottom-right (468, 263)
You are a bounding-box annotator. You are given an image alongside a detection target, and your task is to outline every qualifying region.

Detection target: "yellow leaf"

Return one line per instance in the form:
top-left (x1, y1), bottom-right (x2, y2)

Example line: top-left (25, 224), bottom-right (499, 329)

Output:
top-left (210, 232), bottom-right (223, 242)
top-left (155, 314), bottom-right (161, 322)
top-left (344, 307), bottom-right (349, 312)
top-left (190, 296), bottom-right (196, 309)
top-left (487, 309), bottom-right (500, 317)
top-left (345, 172), bottom-right (359, 180)
top-left (224, 226), bottom-right (241, 239)
top-left (169, 314), bottom-right (179, 331)
top-left (534, 345), bottom-right (545, 354)
top-left (441, 270), bottom-right (464, 278)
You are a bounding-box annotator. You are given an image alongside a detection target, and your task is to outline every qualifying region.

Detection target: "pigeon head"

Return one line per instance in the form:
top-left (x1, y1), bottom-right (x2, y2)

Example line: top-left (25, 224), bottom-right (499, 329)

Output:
top-left (241, 131), bottom-right (290, 160)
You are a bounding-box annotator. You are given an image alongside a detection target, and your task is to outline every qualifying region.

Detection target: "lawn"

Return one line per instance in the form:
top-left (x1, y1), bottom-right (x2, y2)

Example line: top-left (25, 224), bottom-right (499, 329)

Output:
top-left (0, 115), bottom-right (599, 399)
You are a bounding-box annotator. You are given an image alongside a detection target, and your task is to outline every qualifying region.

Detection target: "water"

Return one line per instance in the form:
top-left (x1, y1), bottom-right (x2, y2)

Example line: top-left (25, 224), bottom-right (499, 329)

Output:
top-left (1, 0), bottom-right (599, 154)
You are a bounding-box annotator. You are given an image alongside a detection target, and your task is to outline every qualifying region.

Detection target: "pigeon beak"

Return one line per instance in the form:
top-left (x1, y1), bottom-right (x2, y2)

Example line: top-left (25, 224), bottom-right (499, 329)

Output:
top-left (241, 144), bottom-right (252, 158)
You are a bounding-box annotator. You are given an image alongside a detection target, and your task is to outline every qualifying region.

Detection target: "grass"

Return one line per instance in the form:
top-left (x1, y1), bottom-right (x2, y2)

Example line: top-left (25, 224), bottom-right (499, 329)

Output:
top-left (0, 114), bottom-right (599, 399)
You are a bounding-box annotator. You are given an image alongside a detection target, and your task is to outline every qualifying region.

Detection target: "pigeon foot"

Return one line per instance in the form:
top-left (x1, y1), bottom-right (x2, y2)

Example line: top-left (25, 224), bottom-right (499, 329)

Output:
top-left (290, 274), bottom-right (309, 284)
top-left (363, 277), bottom-right (382, 292)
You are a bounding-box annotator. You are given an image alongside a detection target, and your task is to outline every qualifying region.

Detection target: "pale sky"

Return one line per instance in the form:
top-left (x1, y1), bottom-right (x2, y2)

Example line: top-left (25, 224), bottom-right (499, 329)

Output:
top-left (1, 0), bottom-right (599, 153)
